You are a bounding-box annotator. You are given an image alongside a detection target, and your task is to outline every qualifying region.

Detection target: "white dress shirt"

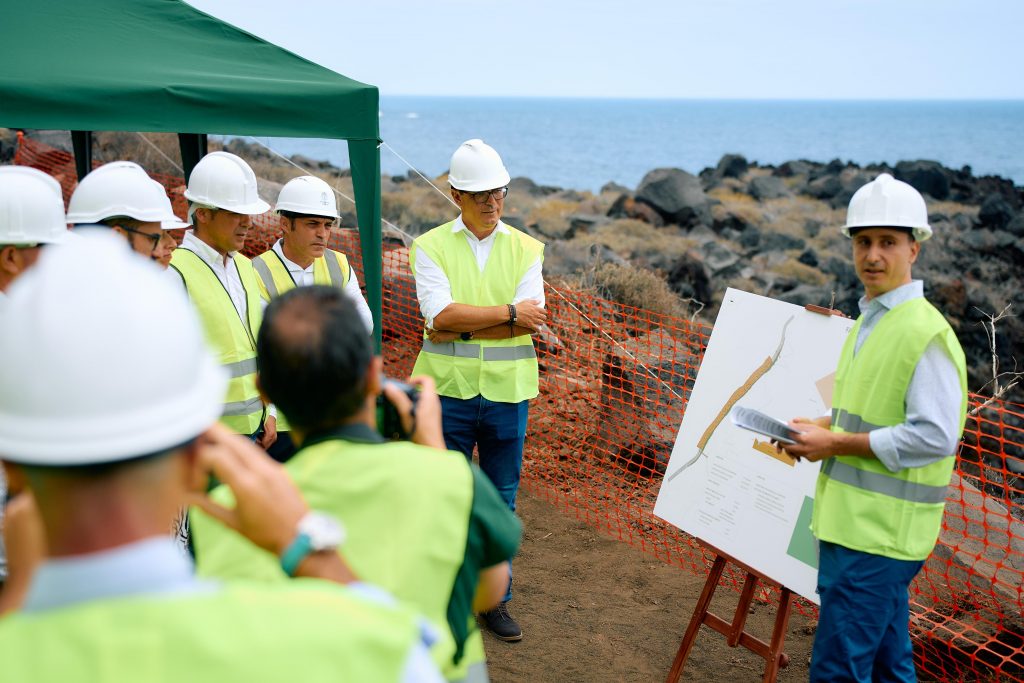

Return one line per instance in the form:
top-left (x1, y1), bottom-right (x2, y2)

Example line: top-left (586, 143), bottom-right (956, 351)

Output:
top-left (413, 216), bottom-right (545, 329)
top-left (270, 240), bottom-right (374, 334)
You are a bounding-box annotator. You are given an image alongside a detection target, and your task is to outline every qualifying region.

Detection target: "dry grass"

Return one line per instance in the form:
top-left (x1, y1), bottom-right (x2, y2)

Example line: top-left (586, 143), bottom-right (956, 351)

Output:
top-left (579, 262), bottom-right (686, 317)
top-left (525, 198), bottom-right (581, 238)
top-left (770, 257), bottom-right (829, 285)
top-left (572, 219), bottom-right (696, 263)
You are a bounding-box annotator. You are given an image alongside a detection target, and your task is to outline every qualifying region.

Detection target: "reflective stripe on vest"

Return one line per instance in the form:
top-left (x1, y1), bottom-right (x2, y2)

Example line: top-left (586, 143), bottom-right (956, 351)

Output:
top-left (821, 458), bottom-right (949, 505)
top-left (811, 297), bottom-right (968, 561)
top-left (253, 247), bottom-right (351, 302)
top-left (0, 582), bottom-right (421, 682)
top-left (421, 339), bottom-right (536, 361)
top-left (191, 439), bottom-right (483, 682)
top-left (170, 248), bottom-right (265, 435)
top-left (410, 221), bottom-right (544, 403)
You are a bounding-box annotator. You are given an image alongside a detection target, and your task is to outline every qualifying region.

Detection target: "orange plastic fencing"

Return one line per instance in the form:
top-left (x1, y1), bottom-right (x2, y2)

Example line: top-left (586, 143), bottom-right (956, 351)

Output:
top-left (16, 134), bottom-right (1024, 681)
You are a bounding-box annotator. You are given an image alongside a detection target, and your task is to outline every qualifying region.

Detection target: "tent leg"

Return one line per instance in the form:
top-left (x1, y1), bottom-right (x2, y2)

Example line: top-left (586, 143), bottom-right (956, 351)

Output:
top-left (179, 133), bottom-right (208, 183)
top-left (71, 131), bottom-right (92, 181)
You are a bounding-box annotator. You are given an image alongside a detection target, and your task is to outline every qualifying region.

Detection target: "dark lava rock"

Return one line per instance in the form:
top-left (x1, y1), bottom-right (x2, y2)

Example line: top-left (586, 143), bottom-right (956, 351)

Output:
top-left (758, 231), bottom-right (806, 252)
top-left (804, 219), bottom-right (823, 238)
top-left (666, 251), bottom-right (712, 304)
top-left (600, 181), bottom-right (631, 195)
top-left (635, 168), bottom-right (714, 229)
top-left (775, 160), bottom-right (815, 178)
top-left (895, 160), bottom-right (952, 200)
top-left (803, 174), bottom-right (843, 200)
top-left (716, 154), bottom-right (749, 180)
top-left (702, 241), bottom-right (741, 275)
top-left (979, 193), bottom-right (1016, 231)
top-left (508, 176), bottom-right (561, 198)
top-left (749, 176), bottom-right (790, 200)
top-left (607, 194), bottom-right (665, 226)
top-left (565, 214), bottom-right (610, 239)
top-left (798, 249), bottom-right (819, 267)
top-left (738, 226), bottom-right (762, 249)
top-left (822, 256), bottom-right (859, 288)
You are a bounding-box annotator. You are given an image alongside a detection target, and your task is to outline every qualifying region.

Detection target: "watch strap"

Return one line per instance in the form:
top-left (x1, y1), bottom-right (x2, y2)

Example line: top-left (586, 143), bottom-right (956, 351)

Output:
top-left (280, 532), bottom-right (314, 577)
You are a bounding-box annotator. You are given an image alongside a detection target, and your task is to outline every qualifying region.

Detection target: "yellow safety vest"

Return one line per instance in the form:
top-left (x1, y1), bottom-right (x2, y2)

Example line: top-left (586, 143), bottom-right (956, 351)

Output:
top-left (0, 581), bottom-right (421, 682)
top-left (812, 297), bottom-right (967, 561)
top-left (252, 246), bottom-right (351, 300)
top-left (410, 222), bottom-right (544, 403)
top-left (191, 438), bottom-right (490, 683)
top-left (170, 248), bottom-right (265, 434)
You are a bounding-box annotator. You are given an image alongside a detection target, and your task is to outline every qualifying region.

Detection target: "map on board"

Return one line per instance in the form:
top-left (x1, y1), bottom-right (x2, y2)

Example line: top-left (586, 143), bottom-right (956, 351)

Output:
top-left (654, 288), bottom-right (854, 603)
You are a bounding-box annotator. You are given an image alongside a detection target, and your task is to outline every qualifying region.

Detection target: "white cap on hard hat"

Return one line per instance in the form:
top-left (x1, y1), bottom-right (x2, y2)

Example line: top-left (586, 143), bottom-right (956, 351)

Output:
top-left (842, 172), bottom-right (932, 242)
top-left (0, 231), bottom-right (226, 466)
top-left (184, 151), bottom-right (270, 222)
top-left (275, 175), bottom-right (339, 219)
top-left (448, 139), bottom-right (511, 192)
top-left (0, 166), bottom-right (68, 246)
top-left (66, 161), bottom-right (188, 230)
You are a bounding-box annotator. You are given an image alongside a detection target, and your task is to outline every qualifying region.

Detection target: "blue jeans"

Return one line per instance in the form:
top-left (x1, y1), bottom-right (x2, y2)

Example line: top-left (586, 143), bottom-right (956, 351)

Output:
top-left (811, 541), bottom-right (925, 683)
top-left (440, 395), bottom-right (528, 603)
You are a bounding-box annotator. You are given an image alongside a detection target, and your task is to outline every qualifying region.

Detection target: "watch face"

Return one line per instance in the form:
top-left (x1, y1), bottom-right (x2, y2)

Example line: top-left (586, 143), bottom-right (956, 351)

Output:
top-left (298, 512), bottom-right (346, 551)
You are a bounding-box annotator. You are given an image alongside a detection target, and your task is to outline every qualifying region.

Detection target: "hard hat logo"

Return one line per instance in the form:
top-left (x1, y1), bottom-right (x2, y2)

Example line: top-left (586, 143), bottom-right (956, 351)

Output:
top-left (320, 192), bottom-right (330, 207)
top-left (842, 172), bottom-right (933, 242)
top-left (448, 138), bottom-right (511, 192)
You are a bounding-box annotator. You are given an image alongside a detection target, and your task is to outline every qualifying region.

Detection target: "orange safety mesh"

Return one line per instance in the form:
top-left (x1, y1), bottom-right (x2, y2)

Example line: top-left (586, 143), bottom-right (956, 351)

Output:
top-left (15, 134), bottom-right (1024, 681)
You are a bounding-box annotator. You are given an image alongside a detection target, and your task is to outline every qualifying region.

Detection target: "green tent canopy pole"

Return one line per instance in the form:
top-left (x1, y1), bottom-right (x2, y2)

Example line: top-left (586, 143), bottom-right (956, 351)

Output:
top-left (349, 139), bottom-right (383, 354)
top-left (71, 131), bottom-right (92, 181)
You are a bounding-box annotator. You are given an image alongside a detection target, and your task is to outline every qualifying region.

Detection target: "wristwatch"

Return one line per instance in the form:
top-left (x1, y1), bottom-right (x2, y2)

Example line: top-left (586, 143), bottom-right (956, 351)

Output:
top-left (280, 511), bottom-right (346, 577)
top-left (460, 330), bottom-right (475, 341)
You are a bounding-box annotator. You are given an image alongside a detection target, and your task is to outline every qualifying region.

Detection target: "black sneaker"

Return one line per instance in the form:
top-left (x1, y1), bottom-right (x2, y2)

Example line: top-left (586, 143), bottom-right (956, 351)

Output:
top-left (481, 601), bottom-right (522, 642)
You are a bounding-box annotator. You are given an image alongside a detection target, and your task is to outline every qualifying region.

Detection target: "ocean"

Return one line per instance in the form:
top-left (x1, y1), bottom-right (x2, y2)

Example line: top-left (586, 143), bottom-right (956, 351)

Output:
top-left (236, 97), bottom-right (1024, 193)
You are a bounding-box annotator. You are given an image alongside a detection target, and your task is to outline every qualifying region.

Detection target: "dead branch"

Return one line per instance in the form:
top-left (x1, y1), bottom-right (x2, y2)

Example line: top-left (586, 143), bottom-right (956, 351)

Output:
top-left (969, 304), bottom-right (1023, 416)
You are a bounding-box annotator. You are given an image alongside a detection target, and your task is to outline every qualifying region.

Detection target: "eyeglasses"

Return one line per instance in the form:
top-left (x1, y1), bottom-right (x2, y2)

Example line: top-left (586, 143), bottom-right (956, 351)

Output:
top-left (459, 187), bottom-right (508, 204)
top-left (119, 225), bottom-right (162, 254)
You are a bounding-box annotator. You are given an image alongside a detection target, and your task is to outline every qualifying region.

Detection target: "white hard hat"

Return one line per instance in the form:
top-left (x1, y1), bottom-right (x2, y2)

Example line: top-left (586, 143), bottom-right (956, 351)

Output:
top-left (66, 161), bottom-right (188, 230)
top-left (448, 139), bottom-right (511, 192)
top-left (0, 167), bottom-right (68, 246)
top-left (842, 173), bottom-right (932, 241)
top-left (275, 175), bottom-right (339, 219)
top-left (0, 230), bottom-right (226, 466)
top-left (184, 151), bottom-right (270, 221)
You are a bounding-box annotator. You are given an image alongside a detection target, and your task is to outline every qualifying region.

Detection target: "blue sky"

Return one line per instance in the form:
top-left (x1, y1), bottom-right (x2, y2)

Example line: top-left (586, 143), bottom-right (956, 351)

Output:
top-left (186, 0), bottom-right (1021, 100)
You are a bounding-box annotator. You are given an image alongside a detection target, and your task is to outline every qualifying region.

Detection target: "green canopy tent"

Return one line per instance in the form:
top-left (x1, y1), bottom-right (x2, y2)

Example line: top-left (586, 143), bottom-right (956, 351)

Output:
top-left (0, 0), bottom-right (384, 349)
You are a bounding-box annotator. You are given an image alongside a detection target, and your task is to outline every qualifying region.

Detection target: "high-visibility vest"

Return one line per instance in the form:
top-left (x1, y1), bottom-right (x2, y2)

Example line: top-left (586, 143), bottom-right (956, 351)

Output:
top-left (0, 581), bottom-right (421, 682)
top-left (811, 297), bottom-right (967, 561)
top-left (191, 438), bottom-right (489, 683)
top-left (410, 222), bottom-right (544, 403)
top-left (170, 248), bottom-right (265, 435)
top-left (252, 247), bottom-right (351, 300)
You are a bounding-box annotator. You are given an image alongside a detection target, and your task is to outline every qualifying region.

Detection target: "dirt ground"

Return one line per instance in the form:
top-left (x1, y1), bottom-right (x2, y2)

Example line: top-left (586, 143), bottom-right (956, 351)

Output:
top-left (481, 488), bottom-right (816, 682)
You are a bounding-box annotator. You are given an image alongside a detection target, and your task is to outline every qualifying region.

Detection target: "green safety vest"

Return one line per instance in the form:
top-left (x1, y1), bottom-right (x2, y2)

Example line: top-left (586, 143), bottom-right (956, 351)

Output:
top-left (250, 246), bottom-right (352, 433)
top-left (811, 297), bottom-right (968, 561)
top-left (170, 248), bottom-right (265, 435)
top-left (252, 246), bottom-right (351, 300)
top-left (410, 222), bottom-right (544, 403)
top-left (191, 438), bottom-right (489, 683)
top-left (0, 581), bottom-right (420, 682)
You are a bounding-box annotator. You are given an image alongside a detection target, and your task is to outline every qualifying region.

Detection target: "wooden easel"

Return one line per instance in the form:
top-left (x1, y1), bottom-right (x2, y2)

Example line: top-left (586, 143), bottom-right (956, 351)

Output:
top-left (665, 542), bottom-right (795, 683)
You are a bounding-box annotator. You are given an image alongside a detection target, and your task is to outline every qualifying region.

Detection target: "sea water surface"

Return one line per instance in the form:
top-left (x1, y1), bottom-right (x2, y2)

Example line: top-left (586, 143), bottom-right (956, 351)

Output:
top-left (235, 98), bottom-right (1024, 192)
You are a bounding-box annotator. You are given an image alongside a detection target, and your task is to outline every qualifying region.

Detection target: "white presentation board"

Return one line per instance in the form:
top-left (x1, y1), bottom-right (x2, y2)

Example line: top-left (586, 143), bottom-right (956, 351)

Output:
top-left (654, 288), bottom-right (855, 603)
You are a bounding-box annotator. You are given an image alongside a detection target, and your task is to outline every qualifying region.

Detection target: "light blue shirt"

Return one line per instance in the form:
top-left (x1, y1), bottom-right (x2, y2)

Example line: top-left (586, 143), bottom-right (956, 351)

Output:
top-left (854, 280), bottom-right (964, 473)
top-left (22, 537), bottom-right (442, 683)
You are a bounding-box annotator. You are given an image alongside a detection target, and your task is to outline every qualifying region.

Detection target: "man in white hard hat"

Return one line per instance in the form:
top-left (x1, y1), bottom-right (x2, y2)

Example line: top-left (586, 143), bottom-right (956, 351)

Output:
top-left (0, 166), bottom-right (67, 607)
top-left (0, 231), bottom-right (443, 682)
top-left (251, 175), bottom-right (373, 462)
top-left (781, 173), bottom-right (967, 682)
top-left (410, 139), bottom-right (547, 642)
top-left (190, 285), bottom-right (522, 682)
top-left (171, 151), bottom-right (276, 448)
top-left (66, 161), bottom-right (188, 269)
